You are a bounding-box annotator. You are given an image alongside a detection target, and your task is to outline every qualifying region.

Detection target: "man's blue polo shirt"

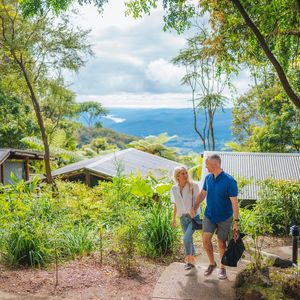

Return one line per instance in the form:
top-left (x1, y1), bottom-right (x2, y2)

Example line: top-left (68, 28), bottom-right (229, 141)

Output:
top-left (203, 171), bottom-right (238, 223)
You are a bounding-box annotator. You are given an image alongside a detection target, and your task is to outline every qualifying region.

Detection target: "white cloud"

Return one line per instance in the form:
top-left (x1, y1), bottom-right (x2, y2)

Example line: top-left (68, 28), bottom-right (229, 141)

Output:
top-left (145, 59), bottom-right (185, 86)
top-left (76, 92), bottom-right (193, 108)
top-left (66, 1), bottom-right (254, 108)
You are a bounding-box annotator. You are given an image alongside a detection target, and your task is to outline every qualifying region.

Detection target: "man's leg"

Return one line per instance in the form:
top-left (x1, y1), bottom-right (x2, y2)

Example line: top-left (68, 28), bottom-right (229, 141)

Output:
top-left (216, 217), bottom-right (232, 279)
top-left (217, 238), bottom-right (226, 268)
top-left (202, 232), bottom-right (214, 264)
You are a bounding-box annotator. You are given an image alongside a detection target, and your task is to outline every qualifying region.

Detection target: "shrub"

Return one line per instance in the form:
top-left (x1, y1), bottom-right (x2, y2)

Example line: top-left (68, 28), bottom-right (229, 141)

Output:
top-left (0, 178), bottom-right (54, 267)
top-left (142, 204), bottom-right (179, 259)
top-left (60, 223), bottom-right (96, 259)
top-left (113, 209), bottom-right (143, 275)
top-left (255, 179), bottom-right (300, 235)
top-left (2, 226), bottom-right (52, 267)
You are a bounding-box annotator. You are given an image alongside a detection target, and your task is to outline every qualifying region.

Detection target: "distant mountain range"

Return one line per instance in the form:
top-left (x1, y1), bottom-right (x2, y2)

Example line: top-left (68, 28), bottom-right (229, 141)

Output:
top-left (82, 108), bottom-right (233, 154)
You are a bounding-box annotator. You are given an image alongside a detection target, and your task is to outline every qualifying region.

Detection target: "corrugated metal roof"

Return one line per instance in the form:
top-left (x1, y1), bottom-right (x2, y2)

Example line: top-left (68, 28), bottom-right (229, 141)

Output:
top-left (53, 148), bottom-right (183, 179)
top-left (0, 149), bottom-right (10, 165)
top-left (201, 151), bottom-right (300, 200)
top-left (0, 148), bottom-right (44, 163)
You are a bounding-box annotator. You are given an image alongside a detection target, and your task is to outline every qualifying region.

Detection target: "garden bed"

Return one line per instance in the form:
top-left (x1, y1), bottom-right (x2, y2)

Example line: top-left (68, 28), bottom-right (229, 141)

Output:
top-left (0, 255), bottom-right (164, 299)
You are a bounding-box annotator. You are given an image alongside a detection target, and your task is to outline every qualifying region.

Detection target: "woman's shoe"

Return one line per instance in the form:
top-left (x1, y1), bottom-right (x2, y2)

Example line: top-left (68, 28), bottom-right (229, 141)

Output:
top-left (184, 263), bottom-right (195, 270)
top-left (189, 255), bottom-right (196, 266)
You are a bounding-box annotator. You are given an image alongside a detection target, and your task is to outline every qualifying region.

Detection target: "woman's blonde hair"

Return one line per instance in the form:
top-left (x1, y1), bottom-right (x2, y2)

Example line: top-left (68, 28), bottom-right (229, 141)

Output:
top-left (173, 166), bottom-right (193, 191)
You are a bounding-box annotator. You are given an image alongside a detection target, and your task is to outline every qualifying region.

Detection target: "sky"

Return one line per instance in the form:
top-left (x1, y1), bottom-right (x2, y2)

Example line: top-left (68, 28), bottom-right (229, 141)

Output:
top-left (66, 0), bottom-right (253, 109)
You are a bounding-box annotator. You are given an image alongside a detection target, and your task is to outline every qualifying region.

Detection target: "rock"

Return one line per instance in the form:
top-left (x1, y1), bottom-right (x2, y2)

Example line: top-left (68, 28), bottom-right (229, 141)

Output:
top-left (235, 268), bottom-right (271, 290)
top-left (235, 269), bottom-right (253, 288)
top-left (273, 257), bottom-right (293, 268)
top-left (243, 290), bottom-right (265, 300)
top-left (251, 269), bottom-right (272, 288)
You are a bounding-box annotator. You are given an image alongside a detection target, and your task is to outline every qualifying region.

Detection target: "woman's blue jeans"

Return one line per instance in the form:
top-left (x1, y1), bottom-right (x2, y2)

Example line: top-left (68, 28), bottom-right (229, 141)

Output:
top-left (180, 214), bottom-right (195, 256)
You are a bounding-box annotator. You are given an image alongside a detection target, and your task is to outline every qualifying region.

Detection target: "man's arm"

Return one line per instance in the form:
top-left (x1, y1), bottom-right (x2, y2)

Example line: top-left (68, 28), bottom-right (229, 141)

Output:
top-left (230, 196), bottom-right (239, 220)
top-left (230, 196), bottom-right (239, 238)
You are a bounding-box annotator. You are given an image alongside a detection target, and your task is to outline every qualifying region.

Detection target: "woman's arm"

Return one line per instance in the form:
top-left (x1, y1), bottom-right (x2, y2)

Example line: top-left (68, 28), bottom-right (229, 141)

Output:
top-left (191, 189), bottom-right (206, 217)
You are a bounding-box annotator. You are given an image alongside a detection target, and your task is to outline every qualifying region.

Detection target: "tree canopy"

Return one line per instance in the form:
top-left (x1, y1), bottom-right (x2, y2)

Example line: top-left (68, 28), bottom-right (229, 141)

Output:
top-left (126, 0), bottom-right (300, 110)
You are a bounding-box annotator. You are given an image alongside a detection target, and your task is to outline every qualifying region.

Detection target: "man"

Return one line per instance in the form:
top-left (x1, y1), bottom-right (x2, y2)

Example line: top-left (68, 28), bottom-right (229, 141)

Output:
top-left (191, 154), bottom-right (239, 280)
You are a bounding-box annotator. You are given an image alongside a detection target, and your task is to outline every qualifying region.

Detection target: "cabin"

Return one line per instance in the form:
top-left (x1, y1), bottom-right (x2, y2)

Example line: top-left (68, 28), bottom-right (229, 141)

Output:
top-left (52, 148), bottom-right (182, 187)
top-left (201, 151), bottom-right (300, 203)
top-left (0, 148), bottom-right (44, 184)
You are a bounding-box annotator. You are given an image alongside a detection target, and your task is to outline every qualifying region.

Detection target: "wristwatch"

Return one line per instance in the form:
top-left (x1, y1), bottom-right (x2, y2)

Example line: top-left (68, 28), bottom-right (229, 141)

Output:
top-left (234, 218), bottom-right (240, 222)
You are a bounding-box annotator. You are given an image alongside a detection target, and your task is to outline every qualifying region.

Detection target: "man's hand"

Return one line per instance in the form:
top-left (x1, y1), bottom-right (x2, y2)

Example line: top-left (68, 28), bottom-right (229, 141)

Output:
top-left (172, 219), bottom-right (177, 228)
top-left (233, 221), bottom-right (239, 240)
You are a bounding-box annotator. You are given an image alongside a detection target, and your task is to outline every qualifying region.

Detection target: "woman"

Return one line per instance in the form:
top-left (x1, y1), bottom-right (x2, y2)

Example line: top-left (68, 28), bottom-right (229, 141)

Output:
top-left (170, 166), bottom-right (200, 270)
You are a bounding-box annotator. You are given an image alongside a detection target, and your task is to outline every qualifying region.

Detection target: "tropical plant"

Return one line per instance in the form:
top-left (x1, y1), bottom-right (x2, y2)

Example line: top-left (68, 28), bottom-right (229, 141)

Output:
top-left (255, 179), bottom-right (300, 235)
top-left (113, 209), bottom-right (143, 275)
top-left (142, 204), bottom-right (179, 259)
top-left (128, 133), bottom-right (178, 160)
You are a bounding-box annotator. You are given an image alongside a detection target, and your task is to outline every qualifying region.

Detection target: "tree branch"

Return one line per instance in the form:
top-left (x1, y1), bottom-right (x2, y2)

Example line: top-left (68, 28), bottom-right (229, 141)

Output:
top-left (231, 0), bottom-right (300, 110)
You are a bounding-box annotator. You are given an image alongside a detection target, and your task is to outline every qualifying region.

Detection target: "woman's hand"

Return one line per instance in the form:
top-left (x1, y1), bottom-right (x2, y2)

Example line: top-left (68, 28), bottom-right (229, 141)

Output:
top-left (190, 208), bottom-right (195, 218)
top-left (172, 219), bottom-right (177, 228)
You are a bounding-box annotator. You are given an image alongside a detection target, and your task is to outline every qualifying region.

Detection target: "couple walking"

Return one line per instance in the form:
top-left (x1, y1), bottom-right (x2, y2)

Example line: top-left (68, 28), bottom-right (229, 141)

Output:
top-left (170, 154), bottom-right (239, 280)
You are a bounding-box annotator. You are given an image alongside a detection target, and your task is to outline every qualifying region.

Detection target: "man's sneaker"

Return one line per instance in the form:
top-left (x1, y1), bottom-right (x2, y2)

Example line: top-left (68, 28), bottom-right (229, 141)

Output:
top-left (218, 268), bottom-right (227, 279)
top-left (204, 262), bottom-right (217, 276)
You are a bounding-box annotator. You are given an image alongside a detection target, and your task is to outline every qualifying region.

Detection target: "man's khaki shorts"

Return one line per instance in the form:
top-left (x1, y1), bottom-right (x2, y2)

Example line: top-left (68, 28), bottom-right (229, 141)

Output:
top-left (203, 216), bottom-right (232, 241)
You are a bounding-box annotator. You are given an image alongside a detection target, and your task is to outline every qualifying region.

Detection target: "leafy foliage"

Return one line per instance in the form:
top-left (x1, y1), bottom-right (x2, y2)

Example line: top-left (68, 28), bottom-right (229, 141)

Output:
top-left (77, 101), bottom-right (107, 128)
top-left (126, 0), bottom-right (300, 109)
top-left (229, 83), bottom-right (300, 152)
top-left (128, 133), bottom-right (178, 160)
top-left (0, 88), bottom-right (38, 148)
top-left (255, 179), bottom-right (300, 235)
top-left (142, 204), bottom-right (179, 259)
top-left (113, 209), bottom-right (143, 275)
top-left (172, 28), bottom-right (229, 151)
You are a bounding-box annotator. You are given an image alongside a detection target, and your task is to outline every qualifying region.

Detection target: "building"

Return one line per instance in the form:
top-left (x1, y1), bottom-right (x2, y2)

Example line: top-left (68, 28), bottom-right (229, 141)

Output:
top-left (52, 148), bottom-right (182, 187)
top-left (201, 151), bottom-right (300, 202)
top-left (0, 148), bottom-right (44, 184)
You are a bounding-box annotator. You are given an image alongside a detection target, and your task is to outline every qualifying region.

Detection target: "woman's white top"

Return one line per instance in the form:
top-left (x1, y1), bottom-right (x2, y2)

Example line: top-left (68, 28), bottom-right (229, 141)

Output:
top-left (170, 182), bottom-right (200, 217)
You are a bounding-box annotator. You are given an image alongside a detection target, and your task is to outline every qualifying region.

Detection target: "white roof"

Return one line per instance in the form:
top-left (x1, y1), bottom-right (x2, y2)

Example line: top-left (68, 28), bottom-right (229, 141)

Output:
top-left (53, 148), bottom-right (182, 179)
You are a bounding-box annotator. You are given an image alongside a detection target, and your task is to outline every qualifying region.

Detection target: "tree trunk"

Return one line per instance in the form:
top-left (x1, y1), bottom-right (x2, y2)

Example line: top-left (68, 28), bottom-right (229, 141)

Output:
top-left (209, 110), bottom-right (215, 151)
top-left (192, 90), bottom-right (206, 150)
top-left (13, 54), bottom-right (53, 184)
top-left (231, 0), bottom-right (300, 110)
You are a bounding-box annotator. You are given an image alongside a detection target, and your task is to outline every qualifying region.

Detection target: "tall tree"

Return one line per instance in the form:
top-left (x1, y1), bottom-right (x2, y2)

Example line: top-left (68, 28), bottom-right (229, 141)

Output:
top-left (77, 101), bottom-right (107, 128)
top-left (172, 28), bottom-right (229, 151)
top-left (0, 0), bottom-right (91, 183)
